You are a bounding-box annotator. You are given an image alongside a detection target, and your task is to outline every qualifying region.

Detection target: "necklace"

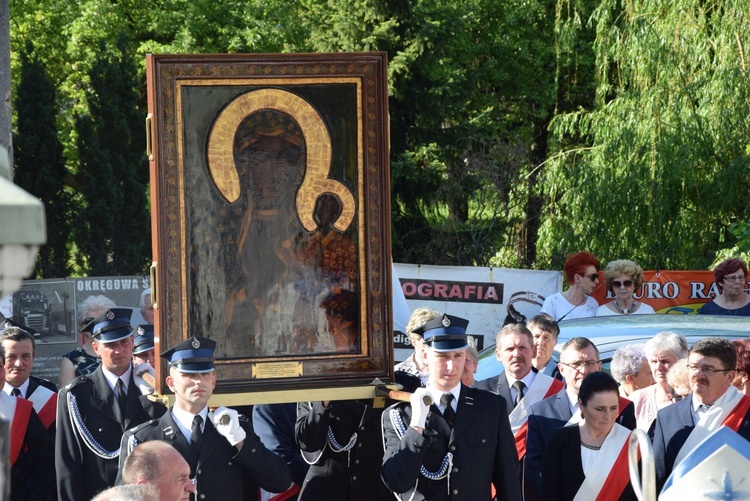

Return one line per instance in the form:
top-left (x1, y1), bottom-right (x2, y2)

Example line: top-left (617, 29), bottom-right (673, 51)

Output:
top-left (580, 426), bottom-right (605, 450)
top-left (614, 298), bottom-right (637, 315)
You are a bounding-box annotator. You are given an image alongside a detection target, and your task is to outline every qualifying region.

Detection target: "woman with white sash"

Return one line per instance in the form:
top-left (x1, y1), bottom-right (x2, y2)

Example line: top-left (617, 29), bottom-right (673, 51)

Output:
top-left (542, 372), bottom-right (636, 501)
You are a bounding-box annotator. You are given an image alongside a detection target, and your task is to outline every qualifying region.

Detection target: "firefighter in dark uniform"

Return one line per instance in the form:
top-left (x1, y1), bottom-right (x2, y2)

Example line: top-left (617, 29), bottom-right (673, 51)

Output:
top-left (118, 335), bottom-right (292, 500)
top-left (296, 397), bottom-right (393, 500)
top-left (381, 314), bottom-right (522, 501)
top-left (55, 308), bottom-right (167, 501)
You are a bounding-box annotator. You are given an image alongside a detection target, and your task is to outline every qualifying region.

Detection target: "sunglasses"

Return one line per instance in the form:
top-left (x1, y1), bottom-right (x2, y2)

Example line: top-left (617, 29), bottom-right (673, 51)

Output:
top-left (583, 273), bottom-right (599, 281)
top-left (612, 280), bottom-right (634, 288)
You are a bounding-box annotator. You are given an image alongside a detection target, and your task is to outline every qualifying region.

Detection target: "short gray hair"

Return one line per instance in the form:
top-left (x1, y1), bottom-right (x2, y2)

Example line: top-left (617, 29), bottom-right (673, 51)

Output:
top-left (78, 295), bottom-right (116, 325)
top-left (466, 336), bottom-right (479, 365)
top-left (139, 288), bottom-right (152, 309)
top-left (610, 343), bottom-right (647, 383)
top-left (644, 331), bottom-right (688, 360)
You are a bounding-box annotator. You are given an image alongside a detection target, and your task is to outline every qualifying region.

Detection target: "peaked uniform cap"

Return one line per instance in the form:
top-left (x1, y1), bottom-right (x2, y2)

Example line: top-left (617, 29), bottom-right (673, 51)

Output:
top-left (90, 308), bottom-right (133, 343)
top-left (414, 313), bottom-right (469, 352)
top-left (132, 324), bottom-right (155, 355)
top-left (161, 335), bottom-right (216, 373)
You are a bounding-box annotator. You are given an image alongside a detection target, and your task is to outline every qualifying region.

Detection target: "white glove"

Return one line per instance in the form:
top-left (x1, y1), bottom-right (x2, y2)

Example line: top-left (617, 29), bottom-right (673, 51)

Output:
top-left (210, 406), bottom-right (246, 446)
top-left (134, 362), bottom-right (155, 378)
top-left (409, 388), bottom-right (431, 429)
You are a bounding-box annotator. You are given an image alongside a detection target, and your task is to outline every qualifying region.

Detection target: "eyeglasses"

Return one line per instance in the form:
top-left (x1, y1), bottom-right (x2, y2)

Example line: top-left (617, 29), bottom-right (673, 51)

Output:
top-left (582, 273), bottom-right (599, 282)
top-left (612, 280), bottom-right (634, 288)
top-left (723, 275), bottom-right (746, 283)
top-left (686, 363), bottom-right (734, 376)
top-left (560, 360), bottom-right (600, 371)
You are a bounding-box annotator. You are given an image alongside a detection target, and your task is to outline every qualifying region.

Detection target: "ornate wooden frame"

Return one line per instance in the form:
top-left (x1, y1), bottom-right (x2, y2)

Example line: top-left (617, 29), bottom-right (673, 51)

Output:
top-left (146, 53), bottom-right (393, 398)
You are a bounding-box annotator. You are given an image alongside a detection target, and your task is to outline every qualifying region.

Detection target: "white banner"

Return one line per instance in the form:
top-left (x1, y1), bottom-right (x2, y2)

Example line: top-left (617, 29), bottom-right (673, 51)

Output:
top-left (393, 263), bottom-right (562, 360)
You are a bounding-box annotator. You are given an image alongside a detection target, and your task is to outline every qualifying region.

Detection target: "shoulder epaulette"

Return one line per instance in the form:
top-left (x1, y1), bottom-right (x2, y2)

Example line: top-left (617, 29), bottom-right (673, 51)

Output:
top-left (63, 375), bottom-right (91, 392)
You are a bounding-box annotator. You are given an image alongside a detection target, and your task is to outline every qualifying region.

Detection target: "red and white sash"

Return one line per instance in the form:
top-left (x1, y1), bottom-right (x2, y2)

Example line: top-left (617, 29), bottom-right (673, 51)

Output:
top-left (259, 484), bottom-right (301, 501)
top-left (28, 385), bottom-right (57, 430)
top-left (674, 387), bottom-right (750, 465)
top-left (510, 375), bottom-right (564, 458)
top-left (0, 392), bottom-right (33, 466)
top-left (573, 423), bottom-right (632, 501)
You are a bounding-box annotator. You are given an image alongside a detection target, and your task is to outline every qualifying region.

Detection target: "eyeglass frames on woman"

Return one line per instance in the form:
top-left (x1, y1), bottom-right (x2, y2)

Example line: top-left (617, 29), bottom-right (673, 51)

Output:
top-left (582, 273), bottom-right (599, 282)
top-left (723, 274), bottom-right (746, 283)
top-left (612, 280), bottom-right (634, 288)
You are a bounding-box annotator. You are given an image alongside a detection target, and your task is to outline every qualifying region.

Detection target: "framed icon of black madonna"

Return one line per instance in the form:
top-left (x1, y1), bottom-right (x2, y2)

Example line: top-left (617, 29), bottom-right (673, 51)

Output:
top-left (146, 53), bottom-right (393, 396)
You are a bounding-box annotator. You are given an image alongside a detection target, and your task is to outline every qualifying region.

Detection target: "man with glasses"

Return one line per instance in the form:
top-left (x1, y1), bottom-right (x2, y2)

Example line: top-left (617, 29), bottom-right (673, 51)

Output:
top-left (653, 337), bottom-right (750, 491)
top-left (525, 337), bottom-right (636, 499)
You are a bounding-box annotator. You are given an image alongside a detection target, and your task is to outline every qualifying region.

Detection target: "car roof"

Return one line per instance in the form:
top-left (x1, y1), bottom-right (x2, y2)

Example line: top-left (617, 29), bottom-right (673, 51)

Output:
top-left (474, 315), bottom-right (750, 382)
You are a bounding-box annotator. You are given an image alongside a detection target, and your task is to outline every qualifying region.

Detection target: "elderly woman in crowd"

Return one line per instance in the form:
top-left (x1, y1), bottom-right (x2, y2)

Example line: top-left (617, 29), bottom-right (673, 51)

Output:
top-left (540, 251), bottom-right (601, 322)
top-left (731, 339), bottom-right (750, 395)
top-left (461, 336), bottom-right (479, 387)
top-left (596, 259), bottom-right (654, 316)
top-left (627, 331), bottom-right (688, 430)
top-left (542, 372), bottom-right (637, 501)
top-left (529, 313), bottom-right (562, 379)
top-left (610, 343), bottom-right (654, 397)
top-left (394, 307), bottom-right (440, 388)
top-left (666, 359), bottom-right (691, 401)
top-left (57, 294), bottom-right (115, 388)
top-left (699, 258), bottom-right (750, 316)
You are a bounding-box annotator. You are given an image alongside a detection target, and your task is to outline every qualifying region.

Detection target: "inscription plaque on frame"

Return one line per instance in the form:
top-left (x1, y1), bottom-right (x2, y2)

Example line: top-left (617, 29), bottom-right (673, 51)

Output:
top-left (146, 53), bottom-right (393, 396)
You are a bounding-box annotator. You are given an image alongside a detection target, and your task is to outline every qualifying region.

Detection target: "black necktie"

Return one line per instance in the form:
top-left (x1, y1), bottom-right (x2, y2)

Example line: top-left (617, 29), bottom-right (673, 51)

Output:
top-left (116, 378), bottom-right (127, 416)
top-left (11, 388), bottom-right (21, 398)
top-left (440, 393), bottom-right (455, 426)
top-left (191, 415), bottom-right (204, 454)
top-left (512, 380), bottom-right (526, 408)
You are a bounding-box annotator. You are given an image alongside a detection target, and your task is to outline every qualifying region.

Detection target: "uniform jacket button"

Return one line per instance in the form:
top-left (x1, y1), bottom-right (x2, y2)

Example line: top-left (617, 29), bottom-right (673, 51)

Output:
top-left (450, 445), bottom-right (456, 451)
top-left (199, 494), bottom-right (206, 499)
top-left (197, 468), bottom-right (202, 475)
top-left (250, 448), bottom-right (257, 453)
top-left (352, 476), bottom-right (357, 481)
top-left (452, 467), bottom-right (459, 473)
top-left (453, 489), bottom-right (459, 495)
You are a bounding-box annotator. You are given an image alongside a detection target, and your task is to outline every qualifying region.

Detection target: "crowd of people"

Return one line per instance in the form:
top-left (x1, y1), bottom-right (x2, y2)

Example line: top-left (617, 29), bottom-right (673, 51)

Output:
top-left (1, 253), bottom-right (749, 500)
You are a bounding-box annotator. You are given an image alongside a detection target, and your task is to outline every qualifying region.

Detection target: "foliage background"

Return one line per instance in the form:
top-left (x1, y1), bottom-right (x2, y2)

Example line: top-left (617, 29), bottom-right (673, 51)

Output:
top-left (7, 0), bottom-right (750, 276)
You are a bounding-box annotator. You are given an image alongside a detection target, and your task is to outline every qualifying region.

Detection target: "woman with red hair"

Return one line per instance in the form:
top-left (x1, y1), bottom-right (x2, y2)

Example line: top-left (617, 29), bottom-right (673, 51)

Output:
top-left (540, 251), bottom-right (601, 322)
top-left (699, 258), bottom-right (750, 316)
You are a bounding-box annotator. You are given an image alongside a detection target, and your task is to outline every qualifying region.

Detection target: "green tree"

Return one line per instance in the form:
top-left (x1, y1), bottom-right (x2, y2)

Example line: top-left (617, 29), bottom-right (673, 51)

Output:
top-left (13, 44), bottom-right (72, 278)
top-left (538, 0), bottom-right (750, 270)
top-left (75, 35), bottom-right (150, 275)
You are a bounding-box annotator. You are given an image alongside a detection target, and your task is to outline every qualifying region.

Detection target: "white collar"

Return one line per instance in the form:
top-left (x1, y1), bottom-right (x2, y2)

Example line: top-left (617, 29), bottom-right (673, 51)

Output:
top-left (3, 378), bottom-right (30, 397)
top-left (505, 369), bottom-right (537, 389)
top-left (101, 364), bottom-right (133, 393)
top-left (172, 404), bottom-right (209, 435)
top-left (427, 383), bottom-right (461, 411)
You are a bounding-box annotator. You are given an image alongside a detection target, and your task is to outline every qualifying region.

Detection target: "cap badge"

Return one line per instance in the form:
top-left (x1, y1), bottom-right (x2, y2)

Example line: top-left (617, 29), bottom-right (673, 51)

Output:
top-left (137, 326), bottom-right (145, 335)
top-left (191, 338), bottom-right (200, 349)
top-left (442, 316), bottom-right (451, 327)
top-left (106, 310), bottom-right (115, 320)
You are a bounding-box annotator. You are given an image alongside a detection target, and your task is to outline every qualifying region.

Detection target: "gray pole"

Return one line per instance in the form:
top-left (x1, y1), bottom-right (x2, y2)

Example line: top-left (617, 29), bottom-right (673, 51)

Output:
top-left (0, 418), bottom-right (8, 501)
top-left (0, 0), bottom-right (12, 174)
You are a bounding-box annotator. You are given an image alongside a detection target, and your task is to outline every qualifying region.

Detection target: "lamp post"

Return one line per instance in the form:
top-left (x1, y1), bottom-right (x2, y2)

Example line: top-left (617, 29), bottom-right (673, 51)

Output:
top-left (0, 144), bottom-right (45, 501)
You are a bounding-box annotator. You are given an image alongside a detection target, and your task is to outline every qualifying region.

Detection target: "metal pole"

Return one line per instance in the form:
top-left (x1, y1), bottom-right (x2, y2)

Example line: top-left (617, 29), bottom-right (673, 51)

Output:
top-left (0, 418), bottom-right (10, 501)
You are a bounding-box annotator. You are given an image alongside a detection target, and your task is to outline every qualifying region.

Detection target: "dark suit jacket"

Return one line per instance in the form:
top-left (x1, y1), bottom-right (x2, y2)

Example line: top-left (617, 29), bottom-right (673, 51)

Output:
top-left (253, 403), bottom-right (309, 487)
top-left (119, 408), bottom-right (292, 501)
top-left (9, 397), bottom-right (55, 501)
top-left (55, 366), bottom-right (166, 501)
top-left (525, 388), bottom-right (636, 497)
top-left (472, 374), bottom-right (513, 414)
top-left (653, 396), bottom-right (750, 492)
top-left (296, 400), bottom-right (391, 500)
top-left (541, 425), bottom-right (636, 501)
top-left (381, 385), bottom-right (521, 500)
